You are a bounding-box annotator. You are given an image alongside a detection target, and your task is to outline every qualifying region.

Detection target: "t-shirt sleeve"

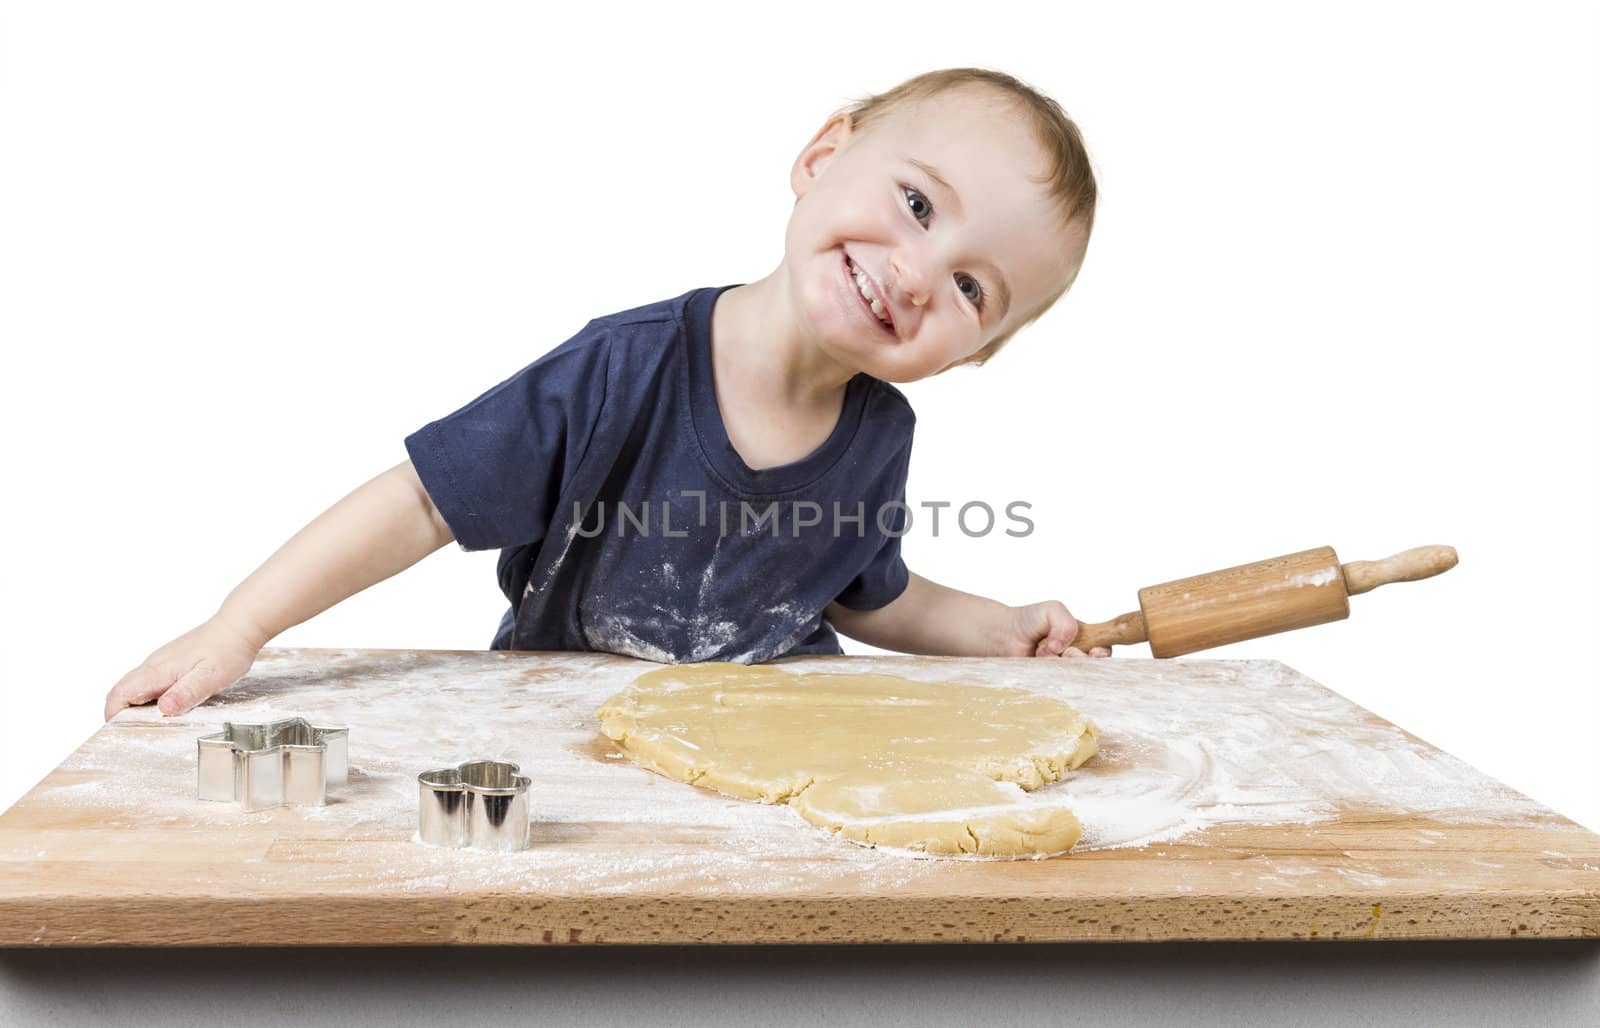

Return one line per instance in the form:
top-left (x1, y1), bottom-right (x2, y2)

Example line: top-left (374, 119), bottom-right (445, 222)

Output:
top-left (831, 434), bottom-right (913, 611)
top-left (403, 329), bottom-right (611, 553)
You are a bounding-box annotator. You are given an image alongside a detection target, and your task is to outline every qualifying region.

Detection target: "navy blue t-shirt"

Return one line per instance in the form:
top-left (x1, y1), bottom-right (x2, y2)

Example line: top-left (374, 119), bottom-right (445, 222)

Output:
top-left (403, 283), bottom-right (916, 662)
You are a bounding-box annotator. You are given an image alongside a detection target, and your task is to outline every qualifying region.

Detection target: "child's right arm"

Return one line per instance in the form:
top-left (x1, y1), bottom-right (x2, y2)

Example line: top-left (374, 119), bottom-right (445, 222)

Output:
top-left (102, 459), bottom-right (455, 720)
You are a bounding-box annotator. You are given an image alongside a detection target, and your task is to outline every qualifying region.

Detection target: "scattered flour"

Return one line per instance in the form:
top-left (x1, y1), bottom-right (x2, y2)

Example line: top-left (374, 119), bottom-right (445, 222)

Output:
top-left (39, 649), bottom-right (1558, 893)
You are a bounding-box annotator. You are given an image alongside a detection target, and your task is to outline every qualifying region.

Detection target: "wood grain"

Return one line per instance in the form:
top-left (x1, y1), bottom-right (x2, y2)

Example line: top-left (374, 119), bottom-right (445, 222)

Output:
top-left (0, 648), bottom-right (1595, 945)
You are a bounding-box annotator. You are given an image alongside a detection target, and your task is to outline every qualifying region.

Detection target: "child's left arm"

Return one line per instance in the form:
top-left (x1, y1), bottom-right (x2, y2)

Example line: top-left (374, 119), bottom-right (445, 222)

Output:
top-left (825, 571), bottom-right (1112, 659)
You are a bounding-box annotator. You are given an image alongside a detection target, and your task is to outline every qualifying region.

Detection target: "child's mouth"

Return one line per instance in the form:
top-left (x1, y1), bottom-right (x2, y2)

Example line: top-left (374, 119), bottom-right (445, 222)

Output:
top-left (844, 253), bottom-right (896, 338)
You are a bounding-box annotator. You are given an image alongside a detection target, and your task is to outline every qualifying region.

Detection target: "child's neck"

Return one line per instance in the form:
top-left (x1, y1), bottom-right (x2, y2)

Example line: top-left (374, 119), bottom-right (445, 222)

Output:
top-left (708, 270), bottom-right (862, 471)
top-left (711, 270), bottom-right (858, 410)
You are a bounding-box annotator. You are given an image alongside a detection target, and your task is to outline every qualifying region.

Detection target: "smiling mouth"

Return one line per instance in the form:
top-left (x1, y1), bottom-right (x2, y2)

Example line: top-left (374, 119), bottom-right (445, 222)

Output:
top-left (844, 253), bottom-right (896, 337)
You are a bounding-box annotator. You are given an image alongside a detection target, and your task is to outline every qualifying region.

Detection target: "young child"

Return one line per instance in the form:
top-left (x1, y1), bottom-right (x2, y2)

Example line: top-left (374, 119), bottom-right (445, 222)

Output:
top-left (103, 67), bottom-right (1111, 722)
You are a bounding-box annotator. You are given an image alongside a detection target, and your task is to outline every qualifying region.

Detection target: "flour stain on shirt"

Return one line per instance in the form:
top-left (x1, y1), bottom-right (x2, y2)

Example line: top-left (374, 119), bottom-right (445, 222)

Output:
top-left (525, 518), bottom-right (586, 598)
top-left (722, 601), bottom-right (810, 665)
top-left (578, 521), bottom-right (821, 664)
top-left (586, 606), bottom-right (742, 664)
top-left (697, 533), bottom-right (724, 604)
top-left (583, 612), bottom-right (677, 663)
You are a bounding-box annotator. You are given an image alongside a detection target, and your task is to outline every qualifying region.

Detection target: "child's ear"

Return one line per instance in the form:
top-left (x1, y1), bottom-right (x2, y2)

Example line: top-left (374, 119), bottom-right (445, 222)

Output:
top-left (790, 113), bottom-right (855, 200)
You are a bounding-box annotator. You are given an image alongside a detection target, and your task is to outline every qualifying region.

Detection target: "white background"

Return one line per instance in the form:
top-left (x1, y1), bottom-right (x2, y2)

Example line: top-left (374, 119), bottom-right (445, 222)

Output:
top-left (2, 0), bottom-right (1595, 836)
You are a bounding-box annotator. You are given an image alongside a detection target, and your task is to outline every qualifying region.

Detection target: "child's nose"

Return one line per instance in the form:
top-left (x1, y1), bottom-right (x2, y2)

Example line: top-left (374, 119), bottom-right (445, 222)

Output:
top-left (887, 254), bottom-right (930, 307)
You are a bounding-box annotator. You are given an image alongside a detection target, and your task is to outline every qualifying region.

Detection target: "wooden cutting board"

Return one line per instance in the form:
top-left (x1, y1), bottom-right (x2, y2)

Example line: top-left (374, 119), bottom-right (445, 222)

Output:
top-left (1, 648), bottom-right (1595, 945)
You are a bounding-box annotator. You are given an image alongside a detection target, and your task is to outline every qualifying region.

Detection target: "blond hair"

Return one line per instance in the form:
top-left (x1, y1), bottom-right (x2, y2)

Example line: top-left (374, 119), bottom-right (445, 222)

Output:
top-left (831, 68), bottom-right (1098, 367)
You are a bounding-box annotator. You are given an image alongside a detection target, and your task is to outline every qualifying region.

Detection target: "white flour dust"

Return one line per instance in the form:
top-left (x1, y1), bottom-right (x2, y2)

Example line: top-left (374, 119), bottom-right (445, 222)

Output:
top-left (580, 541), bottom-right (811, 664)
top-left (41, 649), bottom-right (1556, 892)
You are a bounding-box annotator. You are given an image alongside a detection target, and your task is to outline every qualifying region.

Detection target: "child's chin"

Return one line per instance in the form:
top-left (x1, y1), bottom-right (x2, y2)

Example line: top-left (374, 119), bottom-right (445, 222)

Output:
top-left (846, 351), bottom-right (914, 383)
top-left (822, 335), bottom-right (880, 373)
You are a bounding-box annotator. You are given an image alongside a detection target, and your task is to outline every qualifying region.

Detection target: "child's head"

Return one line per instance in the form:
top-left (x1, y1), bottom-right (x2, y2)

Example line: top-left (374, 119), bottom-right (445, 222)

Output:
top-left (783, 68), bottom-right (1097, 382)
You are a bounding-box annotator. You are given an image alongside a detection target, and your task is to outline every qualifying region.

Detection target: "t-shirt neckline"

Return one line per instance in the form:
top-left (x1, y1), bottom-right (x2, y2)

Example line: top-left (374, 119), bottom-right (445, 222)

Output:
top-left (683, 283), bottom-right (869, 496)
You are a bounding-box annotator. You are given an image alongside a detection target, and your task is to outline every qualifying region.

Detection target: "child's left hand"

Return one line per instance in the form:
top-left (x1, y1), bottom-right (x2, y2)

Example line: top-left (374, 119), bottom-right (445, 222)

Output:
top-left (1008, 600), bottom-right (1112, 659)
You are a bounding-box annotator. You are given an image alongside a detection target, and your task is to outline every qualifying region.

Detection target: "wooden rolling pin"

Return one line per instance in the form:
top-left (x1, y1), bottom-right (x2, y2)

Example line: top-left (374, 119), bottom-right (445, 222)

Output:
top-left (1072, 545), bottom-right (1458, 657)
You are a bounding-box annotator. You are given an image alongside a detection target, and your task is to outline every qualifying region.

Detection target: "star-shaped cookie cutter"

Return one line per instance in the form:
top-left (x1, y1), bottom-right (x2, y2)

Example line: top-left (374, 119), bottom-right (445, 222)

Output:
top-left (417, 759), bottom-right (531, 851)
top-left (197, 717), bottom-right (349, 812)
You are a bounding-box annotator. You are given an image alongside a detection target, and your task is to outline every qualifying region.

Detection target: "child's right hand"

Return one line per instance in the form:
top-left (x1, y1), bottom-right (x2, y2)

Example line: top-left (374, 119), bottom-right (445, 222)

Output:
top-left (103, 615), bottom-right (264, 721)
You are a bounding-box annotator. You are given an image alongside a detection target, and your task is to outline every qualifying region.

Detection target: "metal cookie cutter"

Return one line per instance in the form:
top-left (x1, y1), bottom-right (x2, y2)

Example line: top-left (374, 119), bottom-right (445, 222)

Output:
top-left (417, 759), bottom-right (531, 851)
top-left (197, 717), bottom-right (349, 812)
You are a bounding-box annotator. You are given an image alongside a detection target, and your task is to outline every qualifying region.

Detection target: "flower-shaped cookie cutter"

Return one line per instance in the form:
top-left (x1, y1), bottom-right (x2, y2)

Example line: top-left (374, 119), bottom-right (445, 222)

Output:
top-left (417, 759), bottom-right (531, 851)
top-left (197, 717), bottom-right (349, 812)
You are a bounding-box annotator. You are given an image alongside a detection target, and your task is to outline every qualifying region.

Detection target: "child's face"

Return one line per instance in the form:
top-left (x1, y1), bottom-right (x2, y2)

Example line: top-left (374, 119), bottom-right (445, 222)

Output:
top-left (785, 86), bottom-right (1082, 382)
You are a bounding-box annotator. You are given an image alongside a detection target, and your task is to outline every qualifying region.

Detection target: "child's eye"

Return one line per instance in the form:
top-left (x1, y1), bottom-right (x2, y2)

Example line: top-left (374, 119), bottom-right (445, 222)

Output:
top-left (901, 185), bottom-right (987, 312)
top-left (904, 185), bottom-right (934, 227)
top-left (956, 273), bottom-right (984, 309)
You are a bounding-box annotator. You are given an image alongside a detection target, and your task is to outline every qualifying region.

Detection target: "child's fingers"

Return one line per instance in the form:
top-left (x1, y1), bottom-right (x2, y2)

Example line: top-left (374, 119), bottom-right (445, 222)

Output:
top-left (103, 664), bottom-right (176, 721)
top-left (1088, 646), bottom-right (1112, 658)
top-left (1037, 638), bottom-right (1069, 656)
top-left (106, 619), bottom-right (259, 720)
top-left (1021, 602), bottom-right (1085, 658)
top-left (1047, 604), bottom-right (1079, 654)
top-left (156, 664), bottom-right (227, 717)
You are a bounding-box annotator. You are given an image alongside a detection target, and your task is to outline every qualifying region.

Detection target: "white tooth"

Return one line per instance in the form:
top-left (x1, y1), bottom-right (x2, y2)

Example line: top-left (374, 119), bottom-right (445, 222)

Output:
top-left (849, 259), bottom-right (890, 326)
top-left (859, 281), bottom-right (884, 316)
top-left (854, 273), bottom-right (876, 303)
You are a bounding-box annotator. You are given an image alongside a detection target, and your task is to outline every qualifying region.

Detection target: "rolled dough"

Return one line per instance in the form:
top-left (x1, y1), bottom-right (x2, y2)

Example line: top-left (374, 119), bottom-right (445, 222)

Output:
top-left (595, 662), bottom-right (1100, 857)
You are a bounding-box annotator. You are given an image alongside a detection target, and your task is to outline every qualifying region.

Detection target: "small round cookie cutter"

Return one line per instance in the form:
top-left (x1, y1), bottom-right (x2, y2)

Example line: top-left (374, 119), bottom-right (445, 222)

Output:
top-left (416, 759), bottom-right (531, 851)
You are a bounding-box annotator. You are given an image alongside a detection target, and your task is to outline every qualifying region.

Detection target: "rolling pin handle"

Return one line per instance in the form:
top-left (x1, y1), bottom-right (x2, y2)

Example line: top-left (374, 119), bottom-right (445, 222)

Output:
top-left (1071, 610), bottom-right (1149, 652)
top-left (1341, 545), bottom-right (1459, 596)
